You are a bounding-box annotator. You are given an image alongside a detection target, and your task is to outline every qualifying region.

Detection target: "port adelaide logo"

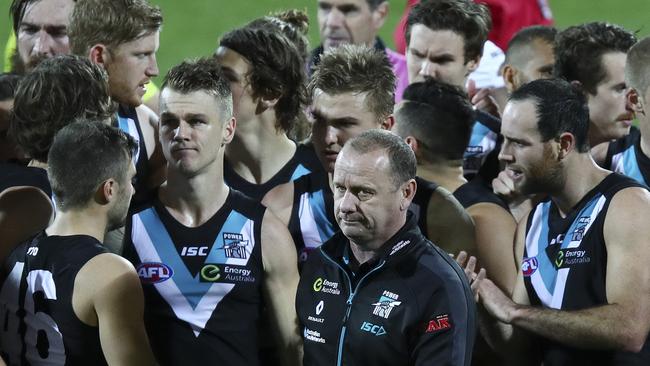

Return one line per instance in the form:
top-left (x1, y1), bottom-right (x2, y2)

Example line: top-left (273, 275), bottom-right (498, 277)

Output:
top-left (371, 290), bottom-right (401, 319)
top-left (220, 232), bottom-right (249, 259)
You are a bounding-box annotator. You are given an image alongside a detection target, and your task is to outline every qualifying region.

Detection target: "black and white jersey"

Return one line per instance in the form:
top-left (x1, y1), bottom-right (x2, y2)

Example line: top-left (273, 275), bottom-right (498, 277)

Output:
top-left (0, 232), bottom-right (108, 365)
top-left (123, 189), bottom-right (266, 366)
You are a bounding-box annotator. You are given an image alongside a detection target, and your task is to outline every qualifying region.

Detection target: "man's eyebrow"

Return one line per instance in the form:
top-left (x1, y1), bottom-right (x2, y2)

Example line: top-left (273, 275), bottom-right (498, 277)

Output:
top-left (311, 109), bottom-right (358, 124)
top-left (20, 22), bottom-right (67, 32)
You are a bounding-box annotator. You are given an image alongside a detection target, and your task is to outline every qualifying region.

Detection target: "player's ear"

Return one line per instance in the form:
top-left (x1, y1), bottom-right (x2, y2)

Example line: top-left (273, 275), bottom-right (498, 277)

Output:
top-left (89, 44), bottom-right (110, 67)
top-left (221, 116), bottom-right (236, 147)
top-left (380, 114), bottom-right (395, 131)
top-left (370, 1), bottom-right (389, 32)
top-left (96, 178), bottom-right (117, 205)
top-left (557, 132), bottom-right (575, 160)
top-left (627, 88), bottom-right (644, 116)
top-left (503, 64), bottom-right (518, 94)
top-left (399, 179), bottom-right (417, 211)
top-left (255, 93), bottom-right (279, 115)
top-left (465, 54), bottom-right (481, 74)
top-left (404, 136), bottom-right (419, 154)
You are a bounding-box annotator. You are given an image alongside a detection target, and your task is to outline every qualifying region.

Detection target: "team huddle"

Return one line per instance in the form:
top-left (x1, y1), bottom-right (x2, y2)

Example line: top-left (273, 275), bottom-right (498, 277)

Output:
top-left (0, 0), bottom-right (649, 365)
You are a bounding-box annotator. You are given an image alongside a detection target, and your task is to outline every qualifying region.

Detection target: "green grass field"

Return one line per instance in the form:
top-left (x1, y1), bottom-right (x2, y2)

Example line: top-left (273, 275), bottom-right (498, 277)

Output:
top-left (1, 0), bottom-right (649, 82)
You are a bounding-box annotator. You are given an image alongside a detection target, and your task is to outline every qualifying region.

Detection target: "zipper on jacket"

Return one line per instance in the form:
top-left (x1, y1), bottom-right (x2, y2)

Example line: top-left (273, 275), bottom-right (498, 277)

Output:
top-left (320, 248), bottom-right (385, 366)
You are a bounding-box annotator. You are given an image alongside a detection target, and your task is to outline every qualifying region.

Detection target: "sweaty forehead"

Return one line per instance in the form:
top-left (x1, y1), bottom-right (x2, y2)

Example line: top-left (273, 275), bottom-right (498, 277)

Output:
top-left (214, 47), bottom-right (251, 75)
top-left (409, 26), bottom-right (465, 55)
top-left (312, 89), bottom-right (373, 118)
top-left (318, 0), bottom-right (372, 10)
top-left (161, 89), bottom-right (218, 115)
top-left (22, 0), bottom-right (74, 26)
top-left (334, 147), bottom-right (390, 179)
top-left (502, 100), bottom-right (539, 135)
top-left (598, 51), bottom-right (627, 85)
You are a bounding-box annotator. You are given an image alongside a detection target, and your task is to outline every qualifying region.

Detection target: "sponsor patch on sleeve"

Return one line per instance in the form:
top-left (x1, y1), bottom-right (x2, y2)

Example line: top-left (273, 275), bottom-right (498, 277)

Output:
top-left (423, 314), bottom-right (452, 333)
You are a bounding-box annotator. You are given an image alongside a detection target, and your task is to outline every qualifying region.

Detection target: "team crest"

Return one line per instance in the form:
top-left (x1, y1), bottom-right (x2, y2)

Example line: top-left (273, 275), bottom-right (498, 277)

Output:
top-left (221, 232), bottom-right (248, 259)
top-left (571, 216), bottom-right (591, 242)
top-left (371, 290), bottom-right (401, 319)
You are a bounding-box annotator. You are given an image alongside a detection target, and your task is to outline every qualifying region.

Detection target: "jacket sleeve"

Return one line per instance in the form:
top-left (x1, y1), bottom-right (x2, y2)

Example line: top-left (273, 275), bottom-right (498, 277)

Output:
top-left (410, 268), bottom-right (476, 366)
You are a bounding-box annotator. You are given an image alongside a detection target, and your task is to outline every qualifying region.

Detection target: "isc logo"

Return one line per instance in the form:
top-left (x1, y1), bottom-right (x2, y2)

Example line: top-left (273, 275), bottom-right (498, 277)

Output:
top-left (360, 321), bottom-right (386, 336)
top-left (136, 262), bottom-right (174, 284)
top-left (180, 246), bottom-right (208, 257)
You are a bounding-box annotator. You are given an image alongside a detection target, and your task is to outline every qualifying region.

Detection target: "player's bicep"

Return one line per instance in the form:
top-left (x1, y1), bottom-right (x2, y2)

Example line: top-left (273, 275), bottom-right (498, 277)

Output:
top-left (603, 189), bottom-right (650, 332)
top-left (427, 189), bottom-right (476, 255)
top-left (260, 213), bottom-right (299, 309)
top-left (89, 255), bottom-right (155, 366)
top-left (261, 182), bottom-right (294, 226)
top-left (469, 203), bottom-right (517, 294)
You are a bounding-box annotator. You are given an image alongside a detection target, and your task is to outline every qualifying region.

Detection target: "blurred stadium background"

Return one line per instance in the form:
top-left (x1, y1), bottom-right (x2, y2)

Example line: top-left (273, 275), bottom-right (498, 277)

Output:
top-left (1, 0), bottom-right (649, 84)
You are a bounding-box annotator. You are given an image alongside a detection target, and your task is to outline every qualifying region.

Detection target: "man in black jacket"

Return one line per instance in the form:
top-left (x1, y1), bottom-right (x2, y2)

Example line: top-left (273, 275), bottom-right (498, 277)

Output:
top-left (296, 129), bottom-right (476, 366)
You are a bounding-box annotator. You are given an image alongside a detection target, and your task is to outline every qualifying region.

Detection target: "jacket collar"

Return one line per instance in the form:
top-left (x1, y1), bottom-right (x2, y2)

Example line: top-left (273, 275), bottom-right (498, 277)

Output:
top-left (321, 211), bottom-right (423, 269)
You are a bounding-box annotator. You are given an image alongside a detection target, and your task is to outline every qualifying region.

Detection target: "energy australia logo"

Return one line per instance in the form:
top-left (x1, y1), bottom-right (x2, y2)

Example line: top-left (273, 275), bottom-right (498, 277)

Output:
top-left (554, 248), bottom-right (591, 269)
top-left (220, 232), bottom-right (248, 259)
top-left (371, 290), bottom-right (401, 319)
top-left (199, 264), bottom-right (255, 283)
top-left (312, 277), bottom-right (341, 295)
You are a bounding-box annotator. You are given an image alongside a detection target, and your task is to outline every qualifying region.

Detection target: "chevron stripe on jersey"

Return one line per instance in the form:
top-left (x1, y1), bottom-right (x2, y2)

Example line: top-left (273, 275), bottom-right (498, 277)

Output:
top-left (611, 146), bottom-right (648, 186)
top-left (298, 188), bottom-right (336, 249)
top-left (525, 194), bottom-right (606, 309)
top-left (132, 207), bottom-right (256, 336)
top-left (291, 164), bottom-right (311, 181)
top-left (117, 112), bottom-right (141, 164)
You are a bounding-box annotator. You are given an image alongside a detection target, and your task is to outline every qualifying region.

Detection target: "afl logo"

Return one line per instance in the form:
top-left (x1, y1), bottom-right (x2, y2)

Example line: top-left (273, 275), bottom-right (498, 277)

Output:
top-left (137, 262), bottom-right (174, 284)
top-left (521, 257), bottom-right (539, 277)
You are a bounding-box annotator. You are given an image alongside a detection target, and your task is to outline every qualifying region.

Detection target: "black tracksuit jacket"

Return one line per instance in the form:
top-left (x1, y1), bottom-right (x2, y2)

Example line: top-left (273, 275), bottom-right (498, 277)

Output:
top-left (296, 214), bottom-right (476, 366)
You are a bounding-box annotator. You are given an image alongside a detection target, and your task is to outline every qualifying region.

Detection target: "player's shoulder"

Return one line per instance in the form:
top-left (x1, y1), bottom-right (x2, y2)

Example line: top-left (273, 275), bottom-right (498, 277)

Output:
top-left (135, 104), bottom-right (158, 128)
top-left (77, 253), bottom-right (139, 293)
top-left (262, 179), bottom-right (295, 209)
top-left (607, 179), bottom-right (650, 214)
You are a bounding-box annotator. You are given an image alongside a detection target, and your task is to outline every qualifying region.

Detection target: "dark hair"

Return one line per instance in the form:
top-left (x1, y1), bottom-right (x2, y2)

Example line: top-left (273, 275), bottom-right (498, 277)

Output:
top-left (48, 119), bottom-right (137, 210)
top-left (309, 44), bottom-right (395, 122)
top-left (396, 79), bottom-right (474, 162)
top-left (505, 25), bottom-right (557, 66)
top-left (510, 78), bottom-right (590, 153)
top-left (625, 36), bottom-right (650, 96)
top-left (10, 55), bottom-right (114, 162)
top-left (0, 73), bottom-right (22, 101)
top-left (162, 58), bottom-right (233, 118)
top-left (365, 0), bottom-right (387, 10)
top-left (554, 22), bottom-right (636, 95)
top-left (405, 0), bottom-right (491, 62)
top-left (346, 129), bottom-right (416, 188)
top-left (246, 9), bottom-right (310, 62)
top-left (69, 0), bottom-right (162, 56)
top-left (219, 26), bottom-right (307, 133)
